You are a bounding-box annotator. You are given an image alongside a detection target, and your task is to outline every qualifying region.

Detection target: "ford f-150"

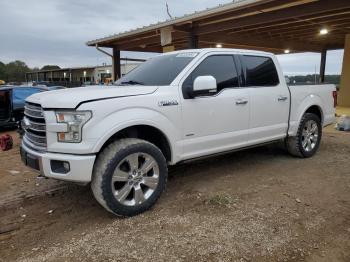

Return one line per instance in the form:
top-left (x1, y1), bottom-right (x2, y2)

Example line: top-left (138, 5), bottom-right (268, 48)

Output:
top-left (20, 48), bottom-right (336, 216)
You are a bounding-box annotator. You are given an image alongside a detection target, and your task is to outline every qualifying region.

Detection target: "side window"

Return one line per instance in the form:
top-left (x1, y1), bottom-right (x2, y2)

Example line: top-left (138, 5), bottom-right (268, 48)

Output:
top-left (183, 55), bottom-right (239, 98)
top-left (241, 55), bottom-right (279, 87)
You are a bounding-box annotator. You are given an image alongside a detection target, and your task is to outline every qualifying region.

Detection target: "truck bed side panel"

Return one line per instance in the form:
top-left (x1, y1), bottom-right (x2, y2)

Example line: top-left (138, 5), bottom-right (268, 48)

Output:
top-left (288, 84), bottom-right (336, 136)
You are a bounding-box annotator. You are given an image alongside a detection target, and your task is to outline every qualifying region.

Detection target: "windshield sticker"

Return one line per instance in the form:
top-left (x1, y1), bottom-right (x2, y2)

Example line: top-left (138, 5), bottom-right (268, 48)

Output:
top-left (176, 52), bottom-right (198, 58)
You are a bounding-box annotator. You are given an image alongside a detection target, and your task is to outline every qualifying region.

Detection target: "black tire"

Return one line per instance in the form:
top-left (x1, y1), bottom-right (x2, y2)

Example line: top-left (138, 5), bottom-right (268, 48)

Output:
top-left (91, 138), bottom-right (168, 217)
top-left (286, 113), bottom-right (322, 158)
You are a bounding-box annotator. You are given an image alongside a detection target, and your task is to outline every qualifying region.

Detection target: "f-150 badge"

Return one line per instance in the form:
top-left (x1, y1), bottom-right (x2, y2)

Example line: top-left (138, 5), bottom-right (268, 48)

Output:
top-left (158, 100), bottom-right (179, 107)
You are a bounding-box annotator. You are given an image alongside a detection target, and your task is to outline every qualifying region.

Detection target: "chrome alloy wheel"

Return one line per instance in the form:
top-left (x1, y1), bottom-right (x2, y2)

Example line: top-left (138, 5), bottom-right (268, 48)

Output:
top-left (111, 153), bottom-right (160, 206)
top-left (301, 120), bottom-right (319, 152)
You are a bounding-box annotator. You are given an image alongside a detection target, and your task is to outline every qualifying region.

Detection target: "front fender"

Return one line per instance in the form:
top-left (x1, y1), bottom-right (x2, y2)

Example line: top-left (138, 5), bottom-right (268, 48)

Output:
top-left (89, 108), bottom-right (180, 163)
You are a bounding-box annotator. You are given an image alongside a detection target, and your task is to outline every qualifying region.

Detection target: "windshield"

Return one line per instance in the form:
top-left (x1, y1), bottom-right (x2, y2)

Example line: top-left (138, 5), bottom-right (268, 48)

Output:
top-left (115, 52), bottom-right (198, 86)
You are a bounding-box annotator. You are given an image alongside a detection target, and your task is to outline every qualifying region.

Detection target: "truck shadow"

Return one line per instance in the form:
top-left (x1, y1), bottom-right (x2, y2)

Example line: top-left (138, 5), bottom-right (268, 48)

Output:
top-left (168, 143), bottom-right (289, 179)
top-left (2, 143), bottom-right (290, 224)
top-left (0, 142), bottom-right (297, 255)
top-left (42, 143), bottom-right (290, 212)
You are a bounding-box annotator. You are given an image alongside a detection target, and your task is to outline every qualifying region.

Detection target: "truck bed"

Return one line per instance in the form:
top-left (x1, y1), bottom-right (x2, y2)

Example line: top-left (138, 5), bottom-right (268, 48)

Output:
top-left (288, 84), bottom-right (336, 135)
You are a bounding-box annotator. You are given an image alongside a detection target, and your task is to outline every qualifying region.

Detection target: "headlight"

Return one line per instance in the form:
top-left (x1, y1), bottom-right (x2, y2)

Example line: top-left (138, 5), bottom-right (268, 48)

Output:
top-left (55, 111), bottom-right (92, 143)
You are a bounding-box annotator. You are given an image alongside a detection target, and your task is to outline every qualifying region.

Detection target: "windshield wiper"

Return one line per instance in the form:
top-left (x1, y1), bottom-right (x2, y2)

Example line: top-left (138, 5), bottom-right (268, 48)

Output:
top-left (120, 80), bottom-right (144, 85)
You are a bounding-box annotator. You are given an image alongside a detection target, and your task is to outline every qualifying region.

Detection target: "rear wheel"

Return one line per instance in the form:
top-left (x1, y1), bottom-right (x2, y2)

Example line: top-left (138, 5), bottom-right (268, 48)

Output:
top-left (91, 138), bottom-right (167, 217)
top-left (286, 113), bottom-right (322, 158)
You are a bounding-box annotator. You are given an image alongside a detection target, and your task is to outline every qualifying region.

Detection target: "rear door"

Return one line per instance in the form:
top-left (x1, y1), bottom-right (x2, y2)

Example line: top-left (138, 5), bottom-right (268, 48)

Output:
top-left (180, 54), bottom-right (250, 159)
top-left (239, 55), bottom-right (289, 144)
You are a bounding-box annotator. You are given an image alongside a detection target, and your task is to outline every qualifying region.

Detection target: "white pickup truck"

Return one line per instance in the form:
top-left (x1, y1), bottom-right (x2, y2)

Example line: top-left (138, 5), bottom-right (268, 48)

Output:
top-left (21, 48), bottom-right (336, 216)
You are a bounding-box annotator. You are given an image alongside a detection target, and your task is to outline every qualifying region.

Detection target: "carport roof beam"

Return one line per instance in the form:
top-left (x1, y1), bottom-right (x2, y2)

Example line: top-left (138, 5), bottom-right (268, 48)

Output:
top-left (86, 0), bottom-right (350, 54)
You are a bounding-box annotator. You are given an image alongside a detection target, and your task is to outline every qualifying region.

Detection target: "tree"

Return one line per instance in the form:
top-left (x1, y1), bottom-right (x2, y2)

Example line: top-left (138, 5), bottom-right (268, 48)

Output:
top-left (0, 61), bottom-right (63, 83)
top-left (0, 61), bottom-right (5, 81)
top-left (4, 60), bottom-right (31, 82)
top-left (41, 65), bottom-right (60, 70)
top-left (288, 74), bottom-right (340, 85)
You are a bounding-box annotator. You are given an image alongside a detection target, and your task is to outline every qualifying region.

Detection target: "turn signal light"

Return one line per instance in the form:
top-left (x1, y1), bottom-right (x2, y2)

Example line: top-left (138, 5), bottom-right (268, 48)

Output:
top-left (57, 113), bottom-right (65, 122)
top-left (58, 133), bottom-right (66, 141)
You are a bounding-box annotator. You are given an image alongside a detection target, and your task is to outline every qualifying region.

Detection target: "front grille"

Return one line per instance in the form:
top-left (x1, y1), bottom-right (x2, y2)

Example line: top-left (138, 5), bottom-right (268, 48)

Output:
top-left (23, 102), bottom-right (47, 150)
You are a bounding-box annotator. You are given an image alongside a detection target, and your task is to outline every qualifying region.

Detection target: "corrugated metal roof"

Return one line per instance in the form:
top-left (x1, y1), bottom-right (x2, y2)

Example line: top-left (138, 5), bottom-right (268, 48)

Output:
top-left (86, 0), bottom-right (259, 46)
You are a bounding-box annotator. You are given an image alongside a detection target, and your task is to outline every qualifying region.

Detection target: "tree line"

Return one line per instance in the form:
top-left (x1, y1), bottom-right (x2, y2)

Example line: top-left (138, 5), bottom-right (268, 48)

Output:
top-left (0, 60), bottom-right (60, 83)
top-left (288, 74), bottom-right (341, 85)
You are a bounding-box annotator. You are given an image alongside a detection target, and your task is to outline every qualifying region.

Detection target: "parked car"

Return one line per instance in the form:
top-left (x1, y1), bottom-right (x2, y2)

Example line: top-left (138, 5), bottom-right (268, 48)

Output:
top-left (21, 48), bottom-right (336, 217)
top-left (0, 86), bottom-right (44, 128)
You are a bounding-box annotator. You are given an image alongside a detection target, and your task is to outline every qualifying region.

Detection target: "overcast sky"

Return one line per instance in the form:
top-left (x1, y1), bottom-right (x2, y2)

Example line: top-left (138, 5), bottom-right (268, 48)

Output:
top-left (0, 0), bottom-right (344, 75)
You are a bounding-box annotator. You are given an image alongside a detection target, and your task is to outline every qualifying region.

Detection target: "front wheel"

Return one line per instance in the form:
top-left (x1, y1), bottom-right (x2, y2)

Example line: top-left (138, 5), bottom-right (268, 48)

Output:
top-left (91, 138), bottom-right (168, 217)
top-left (286, 113), bottom-right (322, 158)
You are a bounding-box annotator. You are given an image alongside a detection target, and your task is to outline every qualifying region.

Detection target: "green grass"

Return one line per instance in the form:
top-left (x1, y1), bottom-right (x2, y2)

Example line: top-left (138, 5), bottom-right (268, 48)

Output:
top-left (207, 194), bottom-right (233, 207)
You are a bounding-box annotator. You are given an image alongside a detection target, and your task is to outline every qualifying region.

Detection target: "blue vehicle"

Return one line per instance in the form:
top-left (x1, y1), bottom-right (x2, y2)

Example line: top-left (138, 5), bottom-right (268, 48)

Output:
top-left (0, 86), bottom-right (44, 128)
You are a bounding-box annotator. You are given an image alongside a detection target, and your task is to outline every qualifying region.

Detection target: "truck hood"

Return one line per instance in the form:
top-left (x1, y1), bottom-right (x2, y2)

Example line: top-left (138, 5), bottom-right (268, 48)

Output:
top-left (26, 85), bottom-right (158, 109)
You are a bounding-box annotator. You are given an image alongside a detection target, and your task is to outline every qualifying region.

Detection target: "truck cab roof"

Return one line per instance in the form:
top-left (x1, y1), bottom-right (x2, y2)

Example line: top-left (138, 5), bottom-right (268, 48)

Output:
top-left (165, 48), bottom-right (273, 56)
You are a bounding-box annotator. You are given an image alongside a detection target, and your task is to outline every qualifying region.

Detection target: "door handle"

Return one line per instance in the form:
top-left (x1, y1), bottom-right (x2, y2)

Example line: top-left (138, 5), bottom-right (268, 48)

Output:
top-left (235, 100), bottom-right (248, 105)
top-left (278, 96), bottom-right (288, 102)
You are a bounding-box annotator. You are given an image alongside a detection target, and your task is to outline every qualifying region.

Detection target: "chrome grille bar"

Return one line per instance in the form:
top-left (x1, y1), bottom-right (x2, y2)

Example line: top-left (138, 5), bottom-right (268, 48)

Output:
top-left (23, 136), bottom-right (47, 152)
top-left (25, 132), bottom-right (47, 146)
top-left (24, 110), bottom-right (44, 119)
top-left (23, 117), bottom-right (46, 132)
top-left (23, 103), bottom-right (47, 150)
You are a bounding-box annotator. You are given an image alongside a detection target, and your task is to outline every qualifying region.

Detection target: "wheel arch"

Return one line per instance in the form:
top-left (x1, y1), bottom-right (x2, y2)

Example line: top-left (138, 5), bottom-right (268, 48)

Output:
top-left (289, 94), bottom-right (324, 136)
top-left (304, 105), bottom-right (323, 124)
top-left (96, 124), bottom-right (173, 163)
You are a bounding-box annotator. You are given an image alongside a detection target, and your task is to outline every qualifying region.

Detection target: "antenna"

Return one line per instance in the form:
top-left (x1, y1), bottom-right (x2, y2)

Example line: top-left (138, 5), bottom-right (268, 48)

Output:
top-left (166, 2), bottom-right (173, 19)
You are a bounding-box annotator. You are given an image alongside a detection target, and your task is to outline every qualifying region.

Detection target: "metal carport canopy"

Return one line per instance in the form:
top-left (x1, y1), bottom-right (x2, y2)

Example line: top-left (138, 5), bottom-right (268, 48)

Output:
top-left (86, 0), bottom-right (350, 53)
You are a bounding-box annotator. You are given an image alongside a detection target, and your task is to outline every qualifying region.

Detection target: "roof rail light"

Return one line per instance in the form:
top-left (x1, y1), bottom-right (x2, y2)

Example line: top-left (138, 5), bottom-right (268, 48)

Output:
top-left (284, 49), bottom-right (290, 54)
top-left (216, 43), bottom-right (222, 48)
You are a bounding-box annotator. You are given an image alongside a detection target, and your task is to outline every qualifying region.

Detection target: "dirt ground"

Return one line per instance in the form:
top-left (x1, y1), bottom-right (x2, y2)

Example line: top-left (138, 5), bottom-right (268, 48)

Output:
top-left (0, 127), bottom-right (349, 262)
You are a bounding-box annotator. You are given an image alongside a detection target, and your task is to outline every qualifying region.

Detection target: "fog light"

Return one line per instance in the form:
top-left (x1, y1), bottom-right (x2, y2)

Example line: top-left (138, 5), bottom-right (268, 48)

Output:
top-left (51, 160), bottom-right (70, 174)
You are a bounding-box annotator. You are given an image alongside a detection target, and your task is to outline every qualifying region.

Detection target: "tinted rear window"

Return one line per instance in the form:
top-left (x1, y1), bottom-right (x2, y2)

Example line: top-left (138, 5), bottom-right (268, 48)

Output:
top-left (241, 55), bottom-right (279, 86)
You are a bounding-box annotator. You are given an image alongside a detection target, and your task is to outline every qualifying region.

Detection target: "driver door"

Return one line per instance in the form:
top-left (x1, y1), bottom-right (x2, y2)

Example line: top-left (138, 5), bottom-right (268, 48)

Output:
top-left (180, 54), bottom-right (250, 160)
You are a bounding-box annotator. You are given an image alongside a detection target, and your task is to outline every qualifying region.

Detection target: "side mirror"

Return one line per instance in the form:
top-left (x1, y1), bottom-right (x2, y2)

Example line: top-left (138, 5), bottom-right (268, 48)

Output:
top-left (192, 76), bottom-right (217, 97)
